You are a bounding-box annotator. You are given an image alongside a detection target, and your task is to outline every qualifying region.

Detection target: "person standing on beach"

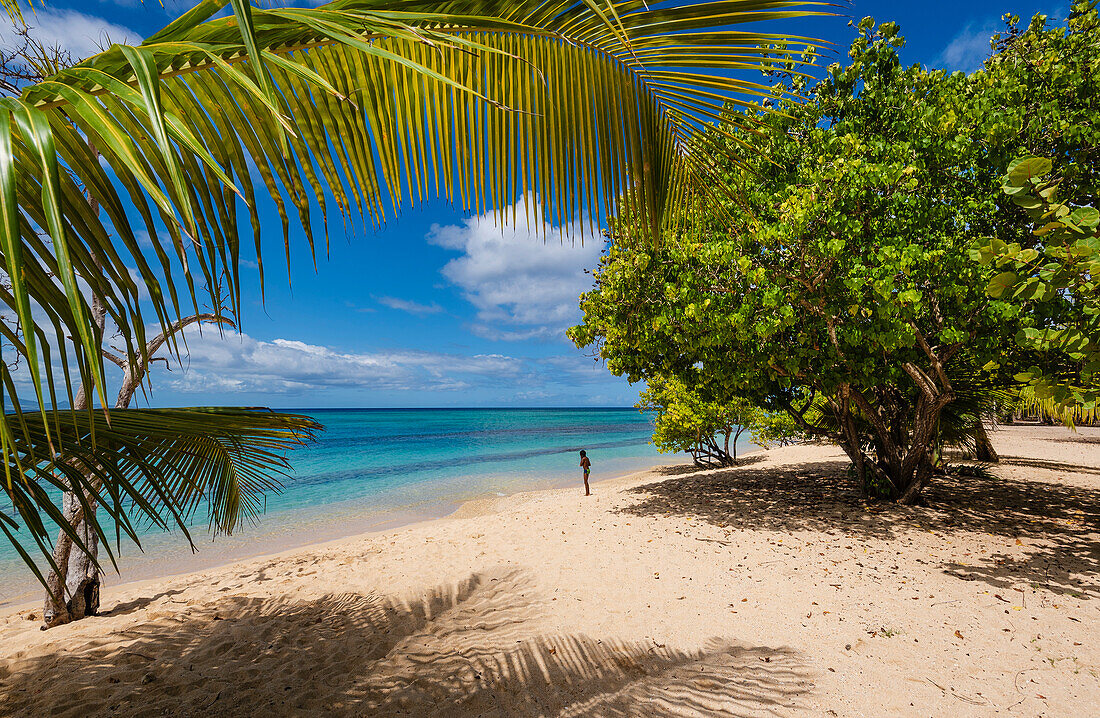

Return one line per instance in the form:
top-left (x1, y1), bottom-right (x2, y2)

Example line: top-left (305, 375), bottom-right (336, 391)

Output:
top-left (579, 450), bottom-right (591, 496)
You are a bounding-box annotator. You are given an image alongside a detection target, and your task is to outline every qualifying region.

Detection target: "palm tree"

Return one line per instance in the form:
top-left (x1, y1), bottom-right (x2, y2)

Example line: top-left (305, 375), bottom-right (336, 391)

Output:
top-left (0, 0), bottom-right (827, 614)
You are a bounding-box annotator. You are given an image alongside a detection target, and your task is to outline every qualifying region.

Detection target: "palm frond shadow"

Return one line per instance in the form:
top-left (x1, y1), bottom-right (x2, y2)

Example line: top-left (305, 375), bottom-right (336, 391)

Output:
top-left (0, 568), bottom-right (810, 717)
top-left (620, 459), bottom-right (1100, 598)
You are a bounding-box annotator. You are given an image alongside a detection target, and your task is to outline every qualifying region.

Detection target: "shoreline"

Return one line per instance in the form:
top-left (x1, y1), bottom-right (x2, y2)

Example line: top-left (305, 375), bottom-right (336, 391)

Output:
top-left (2, 425), bottom-right (1096, 717)
top-left (0, 452), bottom-right (693, 615)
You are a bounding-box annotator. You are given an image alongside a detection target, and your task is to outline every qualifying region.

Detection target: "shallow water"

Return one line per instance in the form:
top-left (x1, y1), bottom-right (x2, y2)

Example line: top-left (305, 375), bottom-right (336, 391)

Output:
top-left (0, 408), bottom-right (728, 606)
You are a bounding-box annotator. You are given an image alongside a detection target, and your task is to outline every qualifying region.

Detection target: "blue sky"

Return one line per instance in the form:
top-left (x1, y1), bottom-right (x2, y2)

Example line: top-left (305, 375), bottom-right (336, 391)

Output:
top-left (1, 0), bottom-right (1071, 408)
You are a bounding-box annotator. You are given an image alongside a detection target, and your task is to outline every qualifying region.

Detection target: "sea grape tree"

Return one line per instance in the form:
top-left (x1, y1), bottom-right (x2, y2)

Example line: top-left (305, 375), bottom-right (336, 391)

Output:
top-left (574, 20), bottom-right (1033, 503)
top-left (975, 158), bottom-right (1099, 419)
top-left (637, 376), bottom-right (798, 468)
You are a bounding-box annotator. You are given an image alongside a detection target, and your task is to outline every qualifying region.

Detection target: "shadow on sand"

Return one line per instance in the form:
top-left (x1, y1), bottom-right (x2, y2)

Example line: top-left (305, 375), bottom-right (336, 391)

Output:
top-left (0, 568), bottom-right (810, 717)
top-left (621, 456), bottom-right (1100, 599)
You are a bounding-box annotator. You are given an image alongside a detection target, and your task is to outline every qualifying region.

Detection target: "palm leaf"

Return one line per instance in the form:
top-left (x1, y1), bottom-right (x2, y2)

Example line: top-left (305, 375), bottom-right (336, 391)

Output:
top-left (0, 0), bottom-right (830, 579)
top-left (1, 407), bottom-right (321, 586)
top-left (1014, 384), bottom-right (1098, 428)
top-left (1, 0), bottom-right (829, 439)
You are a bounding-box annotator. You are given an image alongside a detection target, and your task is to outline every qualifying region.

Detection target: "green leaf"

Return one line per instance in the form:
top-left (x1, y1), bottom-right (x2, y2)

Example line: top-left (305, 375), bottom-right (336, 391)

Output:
top-left (1011, 194), bottom-right (1043, 210)
top-left (987, 271), bottom-right (1019, 298)
top-left (1069, 206), bottom-right (1099, 230)
top-left (1007, 156), bottom-right (1052, 184)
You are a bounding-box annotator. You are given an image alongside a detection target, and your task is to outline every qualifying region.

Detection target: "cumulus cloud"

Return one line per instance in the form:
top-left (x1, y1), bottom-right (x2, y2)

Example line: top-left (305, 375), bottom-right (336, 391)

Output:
top-left (935, 23), bottom-right (997, 72)
top-left (159, 327), bottom-right (523, 395)
top-left (376, 296), bottom-right (444, 315)
top-left (1, 8), bottom-right (140, 61)
top-left (426, 196), bottom-right (604, 341)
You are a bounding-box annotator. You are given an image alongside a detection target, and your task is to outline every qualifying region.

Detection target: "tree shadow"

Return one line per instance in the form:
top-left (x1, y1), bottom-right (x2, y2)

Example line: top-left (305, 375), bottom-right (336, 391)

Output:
top-left (0, 568), bottom-right (810, 717)
top-left (623, 460), bottom-right (882, 535)
top-left (1044, 435), bottom-right (1100, 445)
top-left (652, 454), bottom-right (767, 477)
top-left (620, 458), bottom-right (1100, 598)
top-left (997, 455), bottom-right (1100, 476)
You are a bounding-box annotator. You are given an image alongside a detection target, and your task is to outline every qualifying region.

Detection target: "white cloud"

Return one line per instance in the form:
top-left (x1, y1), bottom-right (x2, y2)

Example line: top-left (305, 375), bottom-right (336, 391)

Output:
top-left (426, 196), bottom-right (604, 341)
top-left (377, 296), bottom-right (444, 315)
top-left (158, 327), bottom-right (524, 395)
top-left (1, 8), bottom-right (140, 62)
top-left (935, 23), bottom-right (997, 72)
top-left (935, 7), bottom-right (1067, 73)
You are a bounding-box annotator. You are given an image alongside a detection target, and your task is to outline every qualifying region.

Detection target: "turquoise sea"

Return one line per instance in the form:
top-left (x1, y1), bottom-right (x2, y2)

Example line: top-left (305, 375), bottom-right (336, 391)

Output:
top-left (0, 408), bottom-right (716, 606)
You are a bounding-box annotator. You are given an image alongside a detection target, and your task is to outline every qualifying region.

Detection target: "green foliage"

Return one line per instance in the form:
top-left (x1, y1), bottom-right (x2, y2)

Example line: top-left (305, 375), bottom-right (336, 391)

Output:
top-left (575, 8), bottom-right (1100, 502)
top-left (0, 0), bottom-right (829, 583)
top-left (976, 2), bottom-right (1100, 202)
top-left (636, 376), bottom-right (798, 468)
top-left (967, 0), bottom-right (1100, 417)
top-left (637, 376), bottom-right (741, 467)
top-left (1, 408), bottom-right (320, 590)
top-left (0, 0), bottom-right (828, 472)
top-left (973, 157), bottom-right (1099, 412)
top-left (1014, 384), bottom-right (1099, 425)
top-left (747, 410), bottom-right (804, 450)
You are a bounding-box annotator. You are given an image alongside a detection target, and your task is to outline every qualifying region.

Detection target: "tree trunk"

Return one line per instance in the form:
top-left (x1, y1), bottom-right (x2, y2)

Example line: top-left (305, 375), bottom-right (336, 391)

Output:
top-left (841, 385), bottom-right (951, 505)
top-left (42, 306), bottom-right (232, 627)
top-left (691, 432), bottom-right (734, 468)
top-left (897, 457), bottom-right (933, 505)
top-left (43, 247), bottom-right (107, 627)
top-left (42, 493), bottom-right (102, 626)
top-left (973, 419), bottom-right (999, 463)
top-left (889, 399), bottom-right (941, 506)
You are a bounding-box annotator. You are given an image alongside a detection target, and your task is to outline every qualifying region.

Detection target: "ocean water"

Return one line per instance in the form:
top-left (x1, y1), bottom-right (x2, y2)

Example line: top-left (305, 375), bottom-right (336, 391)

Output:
top-left (0, 408), bottom-right (713, 607)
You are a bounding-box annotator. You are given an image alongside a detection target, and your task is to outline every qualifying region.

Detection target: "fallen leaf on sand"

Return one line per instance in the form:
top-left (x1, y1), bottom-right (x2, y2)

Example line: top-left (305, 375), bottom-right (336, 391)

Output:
top-left (1016, 539), bottom-right (1023, 545)
top-left (954, 630), bottom-right (964, 639)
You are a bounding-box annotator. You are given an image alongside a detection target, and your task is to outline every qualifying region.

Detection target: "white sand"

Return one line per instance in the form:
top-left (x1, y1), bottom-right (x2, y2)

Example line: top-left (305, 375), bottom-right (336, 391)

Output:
top-left (0, 424), bottom-right (1097, 716)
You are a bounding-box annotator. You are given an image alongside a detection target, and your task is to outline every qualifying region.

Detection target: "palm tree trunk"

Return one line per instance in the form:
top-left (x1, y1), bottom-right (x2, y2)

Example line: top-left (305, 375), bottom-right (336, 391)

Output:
top-left (42, 310), bottom-right (234, 627)
top-left (973, 419), bottom-right (999, 463)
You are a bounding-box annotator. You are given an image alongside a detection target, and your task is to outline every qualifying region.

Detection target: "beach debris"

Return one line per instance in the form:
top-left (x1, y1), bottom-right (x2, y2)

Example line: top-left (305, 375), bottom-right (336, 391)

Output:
top-left (141, 672), bottom-right (156, 685)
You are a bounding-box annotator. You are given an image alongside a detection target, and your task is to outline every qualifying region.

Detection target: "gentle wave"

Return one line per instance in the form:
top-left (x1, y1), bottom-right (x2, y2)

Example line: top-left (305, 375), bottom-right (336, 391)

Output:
top-left (1, 408), bottom-right (722, 604)
top-left (286, 435), bottom-right (654, 488)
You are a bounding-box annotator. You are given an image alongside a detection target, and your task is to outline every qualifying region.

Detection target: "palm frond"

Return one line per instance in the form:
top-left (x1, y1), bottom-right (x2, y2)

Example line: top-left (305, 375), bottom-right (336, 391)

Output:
top-left (1, 0), bottom-right (830, 459)
top-left (0, 0), bottom-right (22, 23)
top-left (1, 407), bottom-right (320, 587)
top-left (0, 0), bottom-right (831, 583)
top-left (1014, 385), bottom-right (1098, 428)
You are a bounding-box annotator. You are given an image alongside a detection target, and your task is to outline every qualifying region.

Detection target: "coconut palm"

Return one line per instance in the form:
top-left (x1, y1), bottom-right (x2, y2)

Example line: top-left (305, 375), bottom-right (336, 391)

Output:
top-left (0, 0), bottom-right (827, 598)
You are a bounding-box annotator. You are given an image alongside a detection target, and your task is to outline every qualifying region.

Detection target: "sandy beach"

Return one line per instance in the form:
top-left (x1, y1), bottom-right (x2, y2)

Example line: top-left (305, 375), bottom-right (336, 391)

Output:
top-left (0, 424), bottom-right (1096, 716)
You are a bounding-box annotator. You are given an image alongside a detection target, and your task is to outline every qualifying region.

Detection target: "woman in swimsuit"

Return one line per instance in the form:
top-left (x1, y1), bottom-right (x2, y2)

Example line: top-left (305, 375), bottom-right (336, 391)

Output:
top-left (579, 450), bottom-right (591, 496)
